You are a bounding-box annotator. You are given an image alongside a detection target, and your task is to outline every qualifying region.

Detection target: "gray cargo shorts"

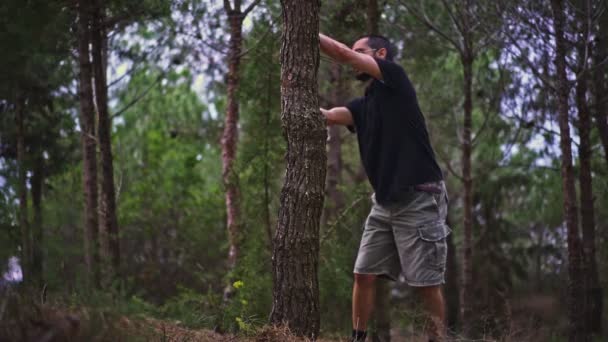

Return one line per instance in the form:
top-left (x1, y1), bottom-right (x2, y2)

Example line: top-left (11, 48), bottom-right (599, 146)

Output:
top-left (354, 181), bottom-right (451, 287)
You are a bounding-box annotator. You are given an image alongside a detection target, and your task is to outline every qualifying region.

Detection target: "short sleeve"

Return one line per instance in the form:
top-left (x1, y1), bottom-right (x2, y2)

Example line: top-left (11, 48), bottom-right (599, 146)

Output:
top-left (345, 97), bottom-right (364, 133)
top-left (375, 58), bottom-right (410, 90)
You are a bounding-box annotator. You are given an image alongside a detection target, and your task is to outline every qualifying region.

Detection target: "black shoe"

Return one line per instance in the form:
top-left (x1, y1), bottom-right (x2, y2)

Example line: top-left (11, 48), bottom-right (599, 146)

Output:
top-left (351, 330), bottom-right (367, 342)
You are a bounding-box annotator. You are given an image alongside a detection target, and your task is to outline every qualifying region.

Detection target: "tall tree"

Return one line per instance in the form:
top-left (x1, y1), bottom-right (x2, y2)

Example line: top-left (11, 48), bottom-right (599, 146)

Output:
top-left (77, 0), bottom-right (101, 288)
top-left (550, 0), bottom-right (585, 339)
top-left (574, 0), bottom-right (601, 334)
top-left (15, 96), bottom-right (30, 275)
top-left (30, 148), bottom-right (44, 284)
top-left (270, 0), bottom-right (325, 337)
top-left (397, 0), bottom-right (499, 333)
top-left (366, 0), bottom-right (379, 35)
top-left (92, 0), bottom-right (120, 282)
top-left (221, 0), bottom-right (261, 298)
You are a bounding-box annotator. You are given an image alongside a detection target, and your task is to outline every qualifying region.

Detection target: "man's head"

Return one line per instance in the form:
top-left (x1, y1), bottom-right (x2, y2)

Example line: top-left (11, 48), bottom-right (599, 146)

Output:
top-left (351, 35), bottom-right (397, 81)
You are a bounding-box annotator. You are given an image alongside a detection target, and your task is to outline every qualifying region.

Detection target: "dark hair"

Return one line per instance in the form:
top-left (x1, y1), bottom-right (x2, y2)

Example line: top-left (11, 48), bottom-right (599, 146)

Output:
top-left (357, 34), bottom-right (397, 61)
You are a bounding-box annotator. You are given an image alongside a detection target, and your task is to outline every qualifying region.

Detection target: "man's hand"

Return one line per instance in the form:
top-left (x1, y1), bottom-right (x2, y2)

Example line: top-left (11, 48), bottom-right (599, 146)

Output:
top-left (321, 107), bottom-right (354, 126)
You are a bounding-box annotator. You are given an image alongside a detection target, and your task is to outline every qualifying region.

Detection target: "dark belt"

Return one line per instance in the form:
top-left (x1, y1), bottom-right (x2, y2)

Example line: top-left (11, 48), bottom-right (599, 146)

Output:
top-left (413, 182), bottom-right (443, 194)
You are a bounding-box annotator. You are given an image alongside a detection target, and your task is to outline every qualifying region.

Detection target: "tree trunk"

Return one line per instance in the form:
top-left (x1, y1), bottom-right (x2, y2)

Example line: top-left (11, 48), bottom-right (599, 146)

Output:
top-left (575, 2), bottom-right (601, 333)
top-left (444, 214), bottom-right (459, 330)
top-left (264, 64), bottom-right (274, 249)
top-left (270, 0), bottom-right (324, 337)
top-left (221, 1), bottom-right (245, 300)
top-left (77, 0), bottom-right (100, 288)
top-left (324, 64), bottom-right (345, 225)
top-left (15, 96), bottom-right (30, 276)
top-left (459, 51), bottom-right (474, 336)
top-left (31, 151), bottom-right (44, 285)
top-left (550, 0), bottom-right (586, 340)
top-left (92, 0), bottom-right (120, 284)
top-left (366, 0), bottom-right (379, 35)
top-left (593, 7), bottom-right (608, 166)
top-left (372, 279), bottom-right (391, 342)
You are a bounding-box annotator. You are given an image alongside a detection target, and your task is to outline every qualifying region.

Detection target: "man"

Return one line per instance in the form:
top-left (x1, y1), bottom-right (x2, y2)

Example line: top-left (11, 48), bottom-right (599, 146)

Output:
top-left (319, 33), bottom-right (451, 342)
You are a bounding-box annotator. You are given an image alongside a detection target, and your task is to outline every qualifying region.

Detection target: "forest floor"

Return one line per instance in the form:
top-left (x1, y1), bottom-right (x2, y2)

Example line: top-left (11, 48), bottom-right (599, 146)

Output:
top-left (0, 298), bottom-right (439, 342)
top-left (0, 289), bottom-right (569, 341)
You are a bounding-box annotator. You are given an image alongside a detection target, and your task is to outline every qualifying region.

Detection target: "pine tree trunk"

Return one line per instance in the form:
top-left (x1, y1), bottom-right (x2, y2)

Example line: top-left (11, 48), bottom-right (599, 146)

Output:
top-left (31, 151), bottom-right (44, 285)
top-left (15, 96), bottom-right (30, 276)
top-left (366, 0), bottom-right (379, 35)
top-left (550, 0), bottom-right (586, 339)
top-left (576, 69), bottom-right (600, 338)
top-left (459, 52), bottom-right (474, 336)
top-left (77, 0), bottom-right (100, 288)
top-left (575, 3), bottom-right (601, 332)
top-left (270, 0), bottom-right (324, 337)
top-left (92, 0), bottom-right (120, 283)
top-left (221, 2), bottom-right (245, 300)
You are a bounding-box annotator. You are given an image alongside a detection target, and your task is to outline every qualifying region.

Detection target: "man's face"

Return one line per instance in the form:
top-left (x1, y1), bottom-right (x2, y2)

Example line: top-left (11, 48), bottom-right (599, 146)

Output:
top-left (353, 38), bottom-right (386, 82)
top-left (351, 38), bottom-right (382, 82)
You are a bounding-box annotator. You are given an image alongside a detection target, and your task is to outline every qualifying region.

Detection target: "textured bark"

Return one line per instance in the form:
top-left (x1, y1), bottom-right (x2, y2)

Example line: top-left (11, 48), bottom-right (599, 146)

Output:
top-left (77, 0), bottom-right (100, 288)
top-left (92, 0), bottom-right (120, 283)
top-left (31, 151), bottom-right (44, 284)
top-left (270, 0), bottom-right (324, 337)
top-left (550, 0), bottom-right (585, 340)
top-left (366, 0), bottom-right (379, 35)
top-left (459, 51), bottom-right (474, 335)
top-left (15, 97), bottom-right (30, 275)
top-left (222, 1), bottom-right (245, 277)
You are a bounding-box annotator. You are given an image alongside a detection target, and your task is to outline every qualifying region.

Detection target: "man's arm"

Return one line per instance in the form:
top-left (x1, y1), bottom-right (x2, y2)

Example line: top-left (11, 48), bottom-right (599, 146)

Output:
top-left (319, 33), bottom-right (382, 81)
top-left (321, 107), bottom-right (353, 126)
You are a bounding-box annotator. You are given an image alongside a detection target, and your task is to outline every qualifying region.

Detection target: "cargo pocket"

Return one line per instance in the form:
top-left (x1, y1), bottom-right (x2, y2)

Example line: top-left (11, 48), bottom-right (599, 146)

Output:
top-left (417, 223), bottom-right (451, 269)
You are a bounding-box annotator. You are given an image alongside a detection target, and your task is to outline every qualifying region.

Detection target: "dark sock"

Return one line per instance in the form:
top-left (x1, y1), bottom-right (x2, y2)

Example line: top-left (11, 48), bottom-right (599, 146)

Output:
top-left (351, 329), bottom-right (367, 341)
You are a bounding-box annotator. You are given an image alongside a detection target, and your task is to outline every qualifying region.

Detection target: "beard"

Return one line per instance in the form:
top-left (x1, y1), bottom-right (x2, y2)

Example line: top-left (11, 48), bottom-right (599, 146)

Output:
top-left (355, 72), bottom-right (372, 82)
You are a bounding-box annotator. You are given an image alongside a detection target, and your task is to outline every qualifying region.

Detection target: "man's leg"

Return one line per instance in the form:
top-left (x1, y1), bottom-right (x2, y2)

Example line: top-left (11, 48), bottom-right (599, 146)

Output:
top-left (352, 273), bottom-right (377, 332)
top-left (416, 285), bottom-right (447, 341)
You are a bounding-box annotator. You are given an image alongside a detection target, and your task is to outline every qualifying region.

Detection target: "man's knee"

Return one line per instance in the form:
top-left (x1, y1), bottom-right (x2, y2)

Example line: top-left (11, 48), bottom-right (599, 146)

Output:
top-left (354, 273), bottom-right (377, 287)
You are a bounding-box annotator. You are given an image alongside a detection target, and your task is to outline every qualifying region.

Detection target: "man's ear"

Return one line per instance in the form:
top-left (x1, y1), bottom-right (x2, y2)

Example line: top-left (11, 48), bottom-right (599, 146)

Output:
top-left (376, 47), bottom-right (388, 59)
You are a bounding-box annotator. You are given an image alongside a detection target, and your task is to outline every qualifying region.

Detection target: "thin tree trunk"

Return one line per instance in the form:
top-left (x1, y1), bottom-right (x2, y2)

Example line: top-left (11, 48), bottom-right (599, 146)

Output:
top-left (576, 68), bottom-right (600, 339)
top-left (367, 0), bottom-right (379, 35)
top-left (445, 214), bottom-right (459, 330)
top-left (589, 8), bottom-right (606, 332)
top-left (77, 0), bottom-right (100, 288)
top-left (459, 51), bottom-right (474, 336)
top-left (31, 151), bottom-right (44, 285)
top-left (264, 64), bottom-right (274, 250)
top-left (550, 0), bottom-right (585, 340)
top-left (270, 0), bottom-right (324, 337)
top-left (92, 0), bottom-right (120, 283)
top-left (372, 279), bottom-right (391, 342)
top-left (575, 2), bottom-right (601, 333)
top-left (324, 64), bottom-right (345, 225)
top-left (15, 96), bottom-right (30, 276)
top-left (221, 0), bottom-right (245, 300)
